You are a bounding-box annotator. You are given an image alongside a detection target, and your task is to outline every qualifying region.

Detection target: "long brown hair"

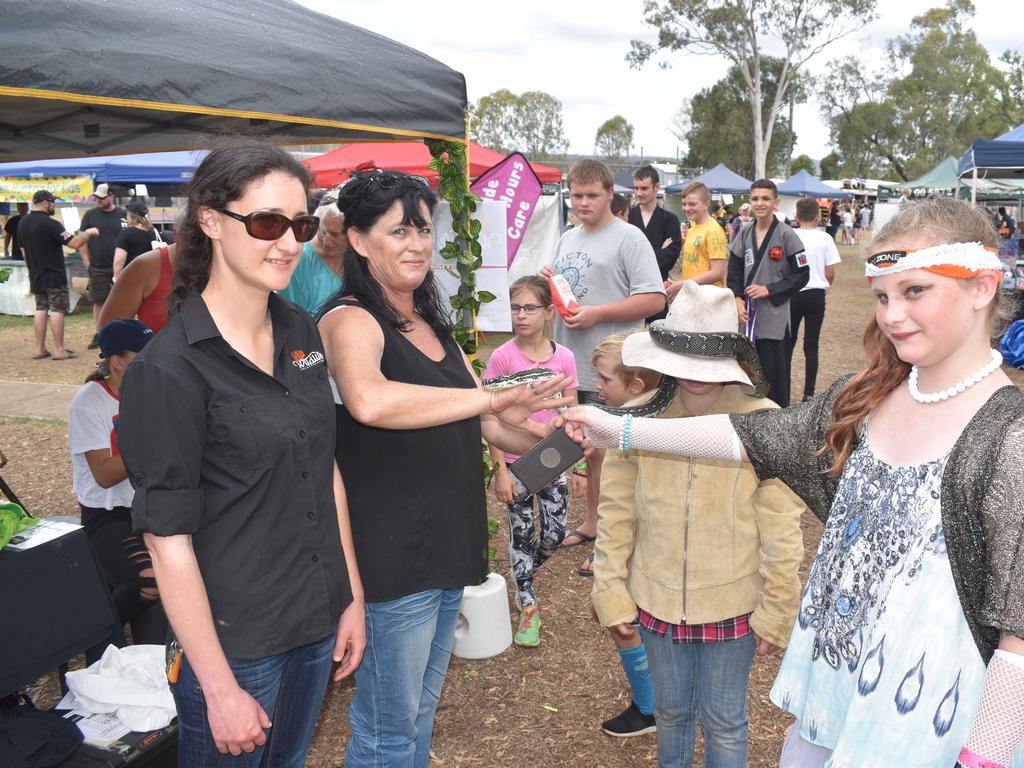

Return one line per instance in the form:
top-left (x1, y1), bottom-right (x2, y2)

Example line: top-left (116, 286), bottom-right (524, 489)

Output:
top-left (821, 197), bottom-right (1002, 475)
top-left (169, 140), bottom-right (313, 314)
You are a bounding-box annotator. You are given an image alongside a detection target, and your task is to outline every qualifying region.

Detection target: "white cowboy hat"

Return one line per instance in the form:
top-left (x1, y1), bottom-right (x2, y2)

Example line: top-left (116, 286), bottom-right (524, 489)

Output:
top-left (622, 281), bottom-right (756, 393)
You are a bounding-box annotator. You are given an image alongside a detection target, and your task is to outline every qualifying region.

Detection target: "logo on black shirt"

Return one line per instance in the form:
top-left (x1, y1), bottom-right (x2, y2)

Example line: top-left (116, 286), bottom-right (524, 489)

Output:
top-left (291, 350), bottom-right (325, 371)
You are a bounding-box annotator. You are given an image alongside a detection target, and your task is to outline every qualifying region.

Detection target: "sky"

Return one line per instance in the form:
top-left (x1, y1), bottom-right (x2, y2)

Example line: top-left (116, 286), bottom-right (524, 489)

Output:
top-left (300, 0), bottom-right (1020, 163)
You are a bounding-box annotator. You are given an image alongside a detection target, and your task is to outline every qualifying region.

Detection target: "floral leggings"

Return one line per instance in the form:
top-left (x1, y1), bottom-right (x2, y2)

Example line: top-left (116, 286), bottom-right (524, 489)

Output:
top-left (505, 470), bottom-right (569, 607)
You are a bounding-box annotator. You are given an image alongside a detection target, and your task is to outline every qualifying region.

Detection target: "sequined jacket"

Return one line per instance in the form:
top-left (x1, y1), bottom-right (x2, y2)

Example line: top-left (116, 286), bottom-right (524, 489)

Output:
top-left (731, 374), bottom-right (1024, 663)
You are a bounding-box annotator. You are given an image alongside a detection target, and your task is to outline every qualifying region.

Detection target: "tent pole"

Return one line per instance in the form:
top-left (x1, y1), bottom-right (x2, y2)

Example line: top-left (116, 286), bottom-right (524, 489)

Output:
top-left (971, 167), bottom-right (977, 206)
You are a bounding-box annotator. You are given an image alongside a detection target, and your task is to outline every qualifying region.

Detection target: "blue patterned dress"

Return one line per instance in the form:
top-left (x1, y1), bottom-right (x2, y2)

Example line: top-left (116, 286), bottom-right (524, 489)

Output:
top-left (771, 427), bottom-right (987, 767)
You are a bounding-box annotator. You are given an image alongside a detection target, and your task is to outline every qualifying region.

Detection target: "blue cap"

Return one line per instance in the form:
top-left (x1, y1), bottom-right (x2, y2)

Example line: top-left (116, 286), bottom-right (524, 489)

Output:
top-left (98, 318), bottom-right (154, 358)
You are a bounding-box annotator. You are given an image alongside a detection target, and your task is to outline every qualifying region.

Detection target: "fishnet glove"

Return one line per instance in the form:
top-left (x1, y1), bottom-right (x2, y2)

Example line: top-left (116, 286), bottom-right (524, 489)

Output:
top-left (570, 407), bottom-right (743, 461)
top-left (960, 650), bottom-right (1024, 767)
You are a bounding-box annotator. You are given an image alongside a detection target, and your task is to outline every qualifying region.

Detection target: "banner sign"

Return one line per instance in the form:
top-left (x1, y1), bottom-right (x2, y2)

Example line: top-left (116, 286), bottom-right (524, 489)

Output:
top-left (0, 176), bottom-right (94, 203)
top-left (431, 199), bottom-right (512, 332)
top-left (470, 153), bottom-right (542, 267)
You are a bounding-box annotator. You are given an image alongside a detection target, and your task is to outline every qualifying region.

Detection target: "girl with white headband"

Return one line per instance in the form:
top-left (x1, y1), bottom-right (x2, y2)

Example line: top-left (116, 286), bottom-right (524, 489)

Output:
top-left (561, 197), bottom-right (1024, 768)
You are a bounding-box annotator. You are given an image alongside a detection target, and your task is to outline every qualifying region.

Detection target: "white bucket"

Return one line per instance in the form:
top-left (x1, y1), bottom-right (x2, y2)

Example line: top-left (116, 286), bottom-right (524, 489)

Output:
top-left (451, 572), bottom-right (513, 659)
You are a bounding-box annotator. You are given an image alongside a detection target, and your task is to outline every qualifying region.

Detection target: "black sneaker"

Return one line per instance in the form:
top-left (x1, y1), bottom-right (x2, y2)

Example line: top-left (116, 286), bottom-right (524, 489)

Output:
top-left (601, 701), bottom-right (656, 737)
top-left (88, 333), bottom-right (101, 350)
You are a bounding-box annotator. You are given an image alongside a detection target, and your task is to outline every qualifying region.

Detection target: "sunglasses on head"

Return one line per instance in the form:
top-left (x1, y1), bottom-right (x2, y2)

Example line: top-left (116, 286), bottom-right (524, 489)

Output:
top-left (218, 209), bottom-right (320, 242)
top-left (349, 169), bottom-right (430, 190)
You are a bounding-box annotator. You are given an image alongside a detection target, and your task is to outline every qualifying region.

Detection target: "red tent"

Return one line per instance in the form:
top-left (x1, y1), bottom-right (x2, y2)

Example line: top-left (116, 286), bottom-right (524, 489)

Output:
top-left (304, 141), bottom-right (563, 187)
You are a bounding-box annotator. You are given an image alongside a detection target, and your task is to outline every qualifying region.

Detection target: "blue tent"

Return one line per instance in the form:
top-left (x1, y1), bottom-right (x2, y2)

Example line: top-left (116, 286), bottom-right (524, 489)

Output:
top-left (776, 169), bottom-right (853, 199)
top-left (957, 122), bottom-right (1024, 179)
top-left (0, 150), bottom-right (207, 184)
top-left (665, 163), bottom-right (753, 195)
top-left (996, 123), bottom-right (1024, 142)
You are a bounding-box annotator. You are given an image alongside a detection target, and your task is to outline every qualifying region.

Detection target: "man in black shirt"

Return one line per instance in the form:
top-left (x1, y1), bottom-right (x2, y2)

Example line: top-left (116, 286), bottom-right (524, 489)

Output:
top-left (80, 183), bottom-right (126, 346)
top-left (4, 202), bottom-right (28, 260)
top-left (629, 165), bottom-right (682, 322)
top-left (19, 190), bottom-right (97, 359)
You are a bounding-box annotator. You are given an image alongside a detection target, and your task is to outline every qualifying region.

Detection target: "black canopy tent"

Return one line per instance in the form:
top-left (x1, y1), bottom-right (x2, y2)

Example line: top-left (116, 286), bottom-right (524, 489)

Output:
top-left (0, 0), bottom-right (467, 161)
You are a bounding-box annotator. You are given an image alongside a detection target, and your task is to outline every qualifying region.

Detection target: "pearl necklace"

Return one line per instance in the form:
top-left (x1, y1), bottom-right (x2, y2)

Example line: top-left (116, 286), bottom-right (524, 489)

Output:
top-left (907, 348), bottom-right (1003, 404)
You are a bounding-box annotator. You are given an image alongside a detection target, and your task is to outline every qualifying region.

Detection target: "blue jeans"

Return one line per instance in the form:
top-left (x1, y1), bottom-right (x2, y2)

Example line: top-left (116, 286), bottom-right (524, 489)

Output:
top-left (640, 627), bottom-right (755, 768)
top-left (345, 588), bottom-right (463, 768)
top-left (171, 629), bottom-right (335, 767)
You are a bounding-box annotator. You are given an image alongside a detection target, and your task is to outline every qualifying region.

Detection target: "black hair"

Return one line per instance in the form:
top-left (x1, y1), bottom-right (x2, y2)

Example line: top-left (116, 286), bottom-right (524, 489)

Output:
top-left (169, 139), bottom-right (313, 314)
top-left (750, 178), bottom-right (778, 197)
top-left (333, 171), bottom-right (450, 337)
top-left (611, 193), bottom-right (629, 217)
top-left (633, 165), bottom-right (659, 184)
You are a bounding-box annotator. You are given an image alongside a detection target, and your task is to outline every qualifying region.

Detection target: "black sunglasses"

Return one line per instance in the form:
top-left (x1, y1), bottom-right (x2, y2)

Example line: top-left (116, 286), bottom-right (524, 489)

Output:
top-left (350, 170), bottom-right (430, 190)
top-left (218, 209), bottom-right (320, 242)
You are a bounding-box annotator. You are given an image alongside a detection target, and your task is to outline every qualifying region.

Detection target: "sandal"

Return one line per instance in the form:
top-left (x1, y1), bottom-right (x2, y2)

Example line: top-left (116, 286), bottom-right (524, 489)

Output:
top-left (51, 351), bottom-right (77, 361)
top-left (32, 351), bottom-right (51, 360)
top-left (577, 551), bottom-right (595, 577)
top-left (560, 528), bottom-right (596, 548)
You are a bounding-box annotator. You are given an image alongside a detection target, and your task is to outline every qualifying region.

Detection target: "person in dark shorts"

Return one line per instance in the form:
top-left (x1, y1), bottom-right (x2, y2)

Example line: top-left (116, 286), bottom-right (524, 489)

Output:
top-left (18, 190), bottom-right (97, 360)
top-left (81, 183), bottom-right (126, 347)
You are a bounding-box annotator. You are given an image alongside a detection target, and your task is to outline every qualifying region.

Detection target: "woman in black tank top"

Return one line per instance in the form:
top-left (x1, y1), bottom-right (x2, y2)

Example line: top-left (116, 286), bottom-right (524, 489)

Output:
top-left (319, 170), bottom-right (568, 766)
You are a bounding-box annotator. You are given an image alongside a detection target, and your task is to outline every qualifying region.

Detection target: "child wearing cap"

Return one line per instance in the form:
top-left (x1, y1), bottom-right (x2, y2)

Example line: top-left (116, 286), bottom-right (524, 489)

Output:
top-left (590, 282), bottom-right (804, 766)
top-left (68, 318), bottom-right (164, 644)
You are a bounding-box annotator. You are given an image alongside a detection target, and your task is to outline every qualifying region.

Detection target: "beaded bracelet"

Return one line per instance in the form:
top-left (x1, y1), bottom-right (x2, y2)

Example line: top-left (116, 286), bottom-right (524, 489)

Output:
top-left (957, 747), bottom-right (1005, 768)
top-left (619, 414), bottom-right (633, 452)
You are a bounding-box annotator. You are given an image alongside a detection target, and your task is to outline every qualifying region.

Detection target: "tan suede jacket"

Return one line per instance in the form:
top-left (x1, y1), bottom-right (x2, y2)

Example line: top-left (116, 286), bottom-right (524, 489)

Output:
top-left (591, 384), bottom-right (805, 649)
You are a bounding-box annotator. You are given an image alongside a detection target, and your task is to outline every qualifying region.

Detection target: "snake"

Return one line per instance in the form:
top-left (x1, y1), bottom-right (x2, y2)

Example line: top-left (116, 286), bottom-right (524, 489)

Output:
top-left (481, 368), bottom-right (679, 417)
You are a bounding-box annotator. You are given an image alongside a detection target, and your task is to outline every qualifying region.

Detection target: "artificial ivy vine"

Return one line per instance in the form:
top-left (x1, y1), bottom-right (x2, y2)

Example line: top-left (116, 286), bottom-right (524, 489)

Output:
top-left (426, 139), bottom-right (495, 376)
top-left (427, 139), bottom-right (501, 567)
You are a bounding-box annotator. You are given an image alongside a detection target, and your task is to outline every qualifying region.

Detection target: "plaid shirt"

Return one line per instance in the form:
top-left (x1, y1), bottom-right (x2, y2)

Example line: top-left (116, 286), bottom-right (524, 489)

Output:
top-left (637, 610), bottom-right (752, 644)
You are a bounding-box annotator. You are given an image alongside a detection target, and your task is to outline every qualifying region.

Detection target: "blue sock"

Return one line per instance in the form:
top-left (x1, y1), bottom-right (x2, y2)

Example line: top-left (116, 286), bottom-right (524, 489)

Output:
top-left (618, 643), bottom-right (655, 716)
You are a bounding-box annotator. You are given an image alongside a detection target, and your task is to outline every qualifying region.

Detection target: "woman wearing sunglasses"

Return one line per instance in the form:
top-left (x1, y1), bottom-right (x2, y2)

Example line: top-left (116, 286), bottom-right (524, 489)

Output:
top-left (318, 170), bottom-right (568, 767)
top-left (118, 142), bottom-right (364, 767)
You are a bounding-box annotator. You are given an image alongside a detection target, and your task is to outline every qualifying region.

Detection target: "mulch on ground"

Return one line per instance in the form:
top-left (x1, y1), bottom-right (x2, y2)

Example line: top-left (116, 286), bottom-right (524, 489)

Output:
top-left (4, 245), bottom-right (1021, 766)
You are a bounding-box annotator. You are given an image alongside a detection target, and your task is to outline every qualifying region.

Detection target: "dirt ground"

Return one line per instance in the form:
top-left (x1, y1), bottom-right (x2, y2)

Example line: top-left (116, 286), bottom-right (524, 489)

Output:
top-left (3, 246), bottom-right (1022, 766)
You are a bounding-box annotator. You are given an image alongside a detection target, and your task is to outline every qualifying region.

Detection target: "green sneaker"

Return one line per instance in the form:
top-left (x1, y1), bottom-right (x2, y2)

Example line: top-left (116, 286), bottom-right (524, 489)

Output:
top-left (514, 605), bottom-right (541, 647)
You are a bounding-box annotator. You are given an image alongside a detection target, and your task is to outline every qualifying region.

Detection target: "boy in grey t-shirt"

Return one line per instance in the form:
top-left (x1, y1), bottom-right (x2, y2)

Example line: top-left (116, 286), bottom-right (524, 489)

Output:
top-left (540, 159), bottom-right (664, 567)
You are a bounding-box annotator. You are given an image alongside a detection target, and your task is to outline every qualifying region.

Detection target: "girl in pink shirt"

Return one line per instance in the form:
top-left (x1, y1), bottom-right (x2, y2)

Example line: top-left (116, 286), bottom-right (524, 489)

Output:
top-left (484, 276), bottom-right (579, 647)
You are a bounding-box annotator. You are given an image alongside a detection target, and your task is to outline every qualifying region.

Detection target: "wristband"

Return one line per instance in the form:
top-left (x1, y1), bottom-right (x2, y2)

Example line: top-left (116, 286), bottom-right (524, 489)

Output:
top-left (573, 460), bottom-right (587, 470)
top-left (958, 747), bottom-right (1005, 768)
top-left (619, 414), bottom-right (633, 452)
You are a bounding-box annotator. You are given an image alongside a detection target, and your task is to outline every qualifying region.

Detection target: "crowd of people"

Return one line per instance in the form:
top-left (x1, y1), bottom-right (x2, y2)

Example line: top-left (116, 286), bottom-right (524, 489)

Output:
top-left (4, 142), bottom-right (1024, 768)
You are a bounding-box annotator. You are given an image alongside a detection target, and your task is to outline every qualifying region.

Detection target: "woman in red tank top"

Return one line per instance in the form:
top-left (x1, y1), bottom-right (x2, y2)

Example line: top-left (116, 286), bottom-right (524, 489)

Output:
top-left (97, 244), bottom-right (175, 332)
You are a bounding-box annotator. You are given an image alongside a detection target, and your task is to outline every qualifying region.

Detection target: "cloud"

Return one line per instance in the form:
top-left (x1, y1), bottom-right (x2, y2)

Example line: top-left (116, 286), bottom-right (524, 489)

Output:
top-left (298, 0), bottom-right (1015, 163)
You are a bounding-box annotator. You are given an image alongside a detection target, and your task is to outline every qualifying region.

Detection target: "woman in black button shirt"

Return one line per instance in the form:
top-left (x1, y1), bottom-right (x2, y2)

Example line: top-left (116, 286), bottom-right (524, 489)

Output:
top-left (319, 171), bottom-right (567, 766)
top-left (119, 142), bottom-right (364, 767)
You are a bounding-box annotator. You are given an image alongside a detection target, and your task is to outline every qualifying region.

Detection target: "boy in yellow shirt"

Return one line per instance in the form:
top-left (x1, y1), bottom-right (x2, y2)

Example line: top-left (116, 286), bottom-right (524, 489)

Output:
top-left (667, 182), bottom-right (728, 302)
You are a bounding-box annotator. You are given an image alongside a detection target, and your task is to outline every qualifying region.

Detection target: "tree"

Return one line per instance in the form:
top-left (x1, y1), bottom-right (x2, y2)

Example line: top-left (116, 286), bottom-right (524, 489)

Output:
top-left (627, 0), bottom-right (876, 178)
top-left (995, 50), bottom-right (1024, 131)
top-left (668, 100), bottom-right (691, 145)
top-left (821, 1), bottom-right (1017, 181)
top-left (516, 92), bottom-right (569, 159)
top-left (470, 89), bottom-right (568, 159)
top-left (791, 154), bottom-right (816, 174)
top-left (470, 89), bottom-right (520, 155)
top-left (818, 152), bottom-right (841, 180)
top-left (594, 115), bottom-right (634, 162)
top-left (682, 58), bottom-right (804, 179)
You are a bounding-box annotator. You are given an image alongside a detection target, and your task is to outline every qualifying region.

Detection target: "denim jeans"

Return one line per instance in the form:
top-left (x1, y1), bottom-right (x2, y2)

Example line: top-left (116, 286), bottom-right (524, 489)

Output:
top-left (171, 629), bottom-right (335, 767)
top-left (640, 627), bottom-right (756, 768)
top-left (345, 588), bottom-right (463, 768)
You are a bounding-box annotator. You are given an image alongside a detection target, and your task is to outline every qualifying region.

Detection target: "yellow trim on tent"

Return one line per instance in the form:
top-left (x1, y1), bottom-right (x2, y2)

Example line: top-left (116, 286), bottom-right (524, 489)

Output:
top-left (0, 86), bottom-right (468, 144)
